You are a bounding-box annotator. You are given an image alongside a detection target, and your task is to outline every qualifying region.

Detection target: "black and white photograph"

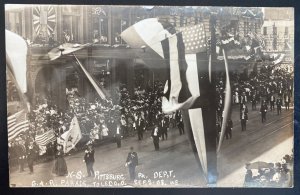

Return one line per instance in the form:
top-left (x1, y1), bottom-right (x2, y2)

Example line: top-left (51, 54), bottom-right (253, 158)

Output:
top-left (5, 5), bottom-right (294, 188)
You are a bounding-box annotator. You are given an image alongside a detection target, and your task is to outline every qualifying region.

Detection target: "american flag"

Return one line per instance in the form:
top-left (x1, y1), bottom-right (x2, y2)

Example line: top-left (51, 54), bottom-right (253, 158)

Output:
top-left (7, 110), bottom-right (29, 141)
top-left (178, 23), bottom-right (207, 54)
top-left (121, 19), bottom-right (231, 183)
top-left (35, 130), bottom-right (56, 146)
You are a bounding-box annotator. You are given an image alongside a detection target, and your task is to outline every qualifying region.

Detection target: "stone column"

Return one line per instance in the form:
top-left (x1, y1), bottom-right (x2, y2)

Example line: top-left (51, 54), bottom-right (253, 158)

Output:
top-left (52, 65), bottom-right (66, 110)
top-left (110, 58), bottom-right (118, 101)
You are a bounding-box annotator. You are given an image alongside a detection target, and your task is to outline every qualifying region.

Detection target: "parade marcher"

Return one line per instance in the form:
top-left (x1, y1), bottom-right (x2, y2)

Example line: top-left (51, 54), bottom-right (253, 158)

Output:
top-left (270, 94), bottom-right (275, 111)
top-left (160, 116), bottom-right (169, 140)
top-left (177, 115), bottom-right (184, 135)
top-left (125, 146), bottom-right (138, 181)
top-left (240, 104), bottom-right (248, 131)
top-left (251, 93), bottom-right (257, 110)
top-left (136, 116), bottom-right (144, 140)
top-left (225, 119), bottom-right (233, 139)
top-left (260, 101), bottom-right (268, 123)
top-left (276, 98), bottom-right (282, 115)
top-left (83, 143), bottom-right (95, 177)
top-left (52, 144), bottom-right (68, 176)
top-left (115, 124), bottom-right (122, 148)
top-left (284, 93), bottom-right (290, 110)
top-left (27, 141), bottom-right (38, 174)
top-left (16, 139), bottom-right (26, 172)
top-left (120, 115), bottom-right (128, 137)
top-left (152, 125), bottom-right (160, 151)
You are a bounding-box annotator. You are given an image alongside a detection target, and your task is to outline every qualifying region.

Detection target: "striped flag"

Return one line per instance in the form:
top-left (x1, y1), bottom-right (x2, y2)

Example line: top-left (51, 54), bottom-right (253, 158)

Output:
top-left (7, 110), bottom-right (29, 141)
top-left (121, 19), bottom-right (232, 184)
top-left (35, 130), bottom-right (56, 146)
top-left (5, 30), bottom-right (28, 94)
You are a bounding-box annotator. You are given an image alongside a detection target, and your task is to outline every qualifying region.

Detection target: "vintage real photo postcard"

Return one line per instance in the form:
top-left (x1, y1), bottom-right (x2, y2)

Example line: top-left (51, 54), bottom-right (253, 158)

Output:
top-left (5, 5), bottom-right (294, 187)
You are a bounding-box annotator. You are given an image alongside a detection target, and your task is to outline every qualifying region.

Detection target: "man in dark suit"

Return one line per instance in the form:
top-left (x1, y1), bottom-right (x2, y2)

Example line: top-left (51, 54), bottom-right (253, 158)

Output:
top-left (83, 144), bottom-right (95, 177)
top-left (126, 146), bottom-right (138, 180)
top-left (16, 139), bottom-right (26, 172)
top-left (160, 116), bottom-right (169, 140)
top-left (225, 119), bottom-right (233, 139)
top-left (260, 101), bottom-right (268, 123)
top-left (240, 104), bottom-right (248, 131)
top-left (27, 141), bottom-right (38, 174)
top-left (251, 92), bottom-right (257, 110)
top-left (276, 98), bottom-right (282, 115)
top-left (270, 94), bottom-right (275, 111)
top-left (284, 93), bottom-right (290, 110)
top-left (177, 115), bottom-right (184, 135)
top-left (152, 125), bottom-right (160, 151)
top-left (136, 116), bottom-right (145, 140)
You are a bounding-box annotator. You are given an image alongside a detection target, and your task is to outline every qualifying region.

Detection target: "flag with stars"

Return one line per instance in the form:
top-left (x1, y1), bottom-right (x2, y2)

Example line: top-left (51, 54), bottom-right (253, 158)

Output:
top-left (179, 23), bottom-right (207, 54)
top-left (121, 19), bottom-right (219, 183)
top-left (57, 116), bottom-right (82, 153)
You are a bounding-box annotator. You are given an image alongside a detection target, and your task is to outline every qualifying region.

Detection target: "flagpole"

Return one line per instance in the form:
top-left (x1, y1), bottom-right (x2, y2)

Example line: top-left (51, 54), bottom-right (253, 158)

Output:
top-left (72, 54), bottom-right (106, 100)
top-left (217, 48), bottom-right (231, 153)
top-left (206, 13), bottom-right (218, 184)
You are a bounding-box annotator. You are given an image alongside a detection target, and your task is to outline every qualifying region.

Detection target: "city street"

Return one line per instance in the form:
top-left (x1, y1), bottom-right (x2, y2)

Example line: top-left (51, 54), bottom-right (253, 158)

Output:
top-left (9, 103), bottom-right (293, 187)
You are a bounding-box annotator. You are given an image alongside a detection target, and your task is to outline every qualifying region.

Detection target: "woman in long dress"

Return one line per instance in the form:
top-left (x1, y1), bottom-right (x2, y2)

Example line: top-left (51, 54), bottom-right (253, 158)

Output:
top-left (52, 144), bottom-right (68, 176)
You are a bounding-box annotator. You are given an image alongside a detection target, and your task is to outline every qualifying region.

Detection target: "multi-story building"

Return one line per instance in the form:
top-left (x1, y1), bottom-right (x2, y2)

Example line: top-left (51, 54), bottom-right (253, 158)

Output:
top-left (260, 7), bottom-right (294, 68)
top-left (262, 8), bottom-right (294, 52)
top-left (5, 5), bottom-right (264, 109)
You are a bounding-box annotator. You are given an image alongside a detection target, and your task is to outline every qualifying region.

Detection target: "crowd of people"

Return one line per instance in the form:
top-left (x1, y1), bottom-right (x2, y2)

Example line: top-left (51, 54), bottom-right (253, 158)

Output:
top-left (244, 152), bottom-right (294, 187)
top-left (8, 62), bottom-right (293, 186)
top-left (215, 63), bottom-right (293, 141)
top-left (8, 79), bottom-right (184, 174)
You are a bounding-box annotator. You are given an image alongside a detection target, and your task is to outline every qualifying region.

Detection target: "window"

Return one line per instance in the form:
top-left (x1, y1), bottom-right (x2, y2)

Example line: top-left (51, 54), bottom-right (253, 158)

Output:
top-left (180, 15), bottom-right (184, 27)
top-left (273, 26), bottom-right (277, 35)
top-left (244, 21), bottom-right (249, 35)
top-left (254, 23), bottom-right (258, 34)
top-left (92, 7), bottom-right (108, 43)
top-left (62, 15), bottom-right (80, 42)
top-left (285, 27), bottom-right (289, 36)
top-left (7, 12), bottom-right (22, 36)
top-left (263, 27), bottom-right (267, 35)
top-left (273, 38), bottom-right (277, 50)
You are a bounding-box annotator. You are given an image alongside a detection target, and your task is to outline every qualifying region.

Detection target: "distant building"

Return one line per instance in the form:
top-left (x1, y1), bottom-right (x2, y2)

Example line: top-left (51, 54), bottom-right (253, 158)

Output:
top-left (262, 8), bottom-right (294, 52)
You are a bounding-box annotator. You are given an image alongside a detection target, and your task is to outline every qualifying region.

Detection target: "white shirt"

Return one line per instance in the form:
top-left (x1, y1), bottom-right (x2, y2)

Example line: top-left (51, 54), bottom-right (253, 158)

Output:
top-left (154, 127), bottom-right (158, 136)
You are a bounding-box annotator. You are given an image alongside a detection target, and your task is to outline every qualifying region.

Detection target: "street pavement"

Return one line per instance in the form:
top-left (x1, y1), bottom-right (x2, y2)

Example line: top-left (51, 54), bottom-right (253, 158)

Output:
top-left (9, 103), bottom-right (293, 188)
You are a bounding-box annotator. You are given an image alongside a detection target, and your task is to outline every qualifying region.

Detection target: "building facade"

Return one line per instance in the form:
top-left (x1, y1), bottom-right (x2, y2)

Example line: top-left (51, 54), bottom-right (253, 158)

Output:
top-left (262, 8), bottom-right (294, 52)
top-left (5, 5), bottom-right (264, 109)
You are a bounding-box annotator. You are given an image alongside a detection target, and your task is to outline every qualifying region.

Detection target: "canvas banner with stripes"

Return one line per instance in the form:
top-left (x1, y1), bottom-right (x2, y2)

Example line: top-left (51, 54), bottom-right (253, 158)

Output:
top-left (35, 130), bottom-right (56, 146)
top-left (7, 110), bottom-right (29, 141)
